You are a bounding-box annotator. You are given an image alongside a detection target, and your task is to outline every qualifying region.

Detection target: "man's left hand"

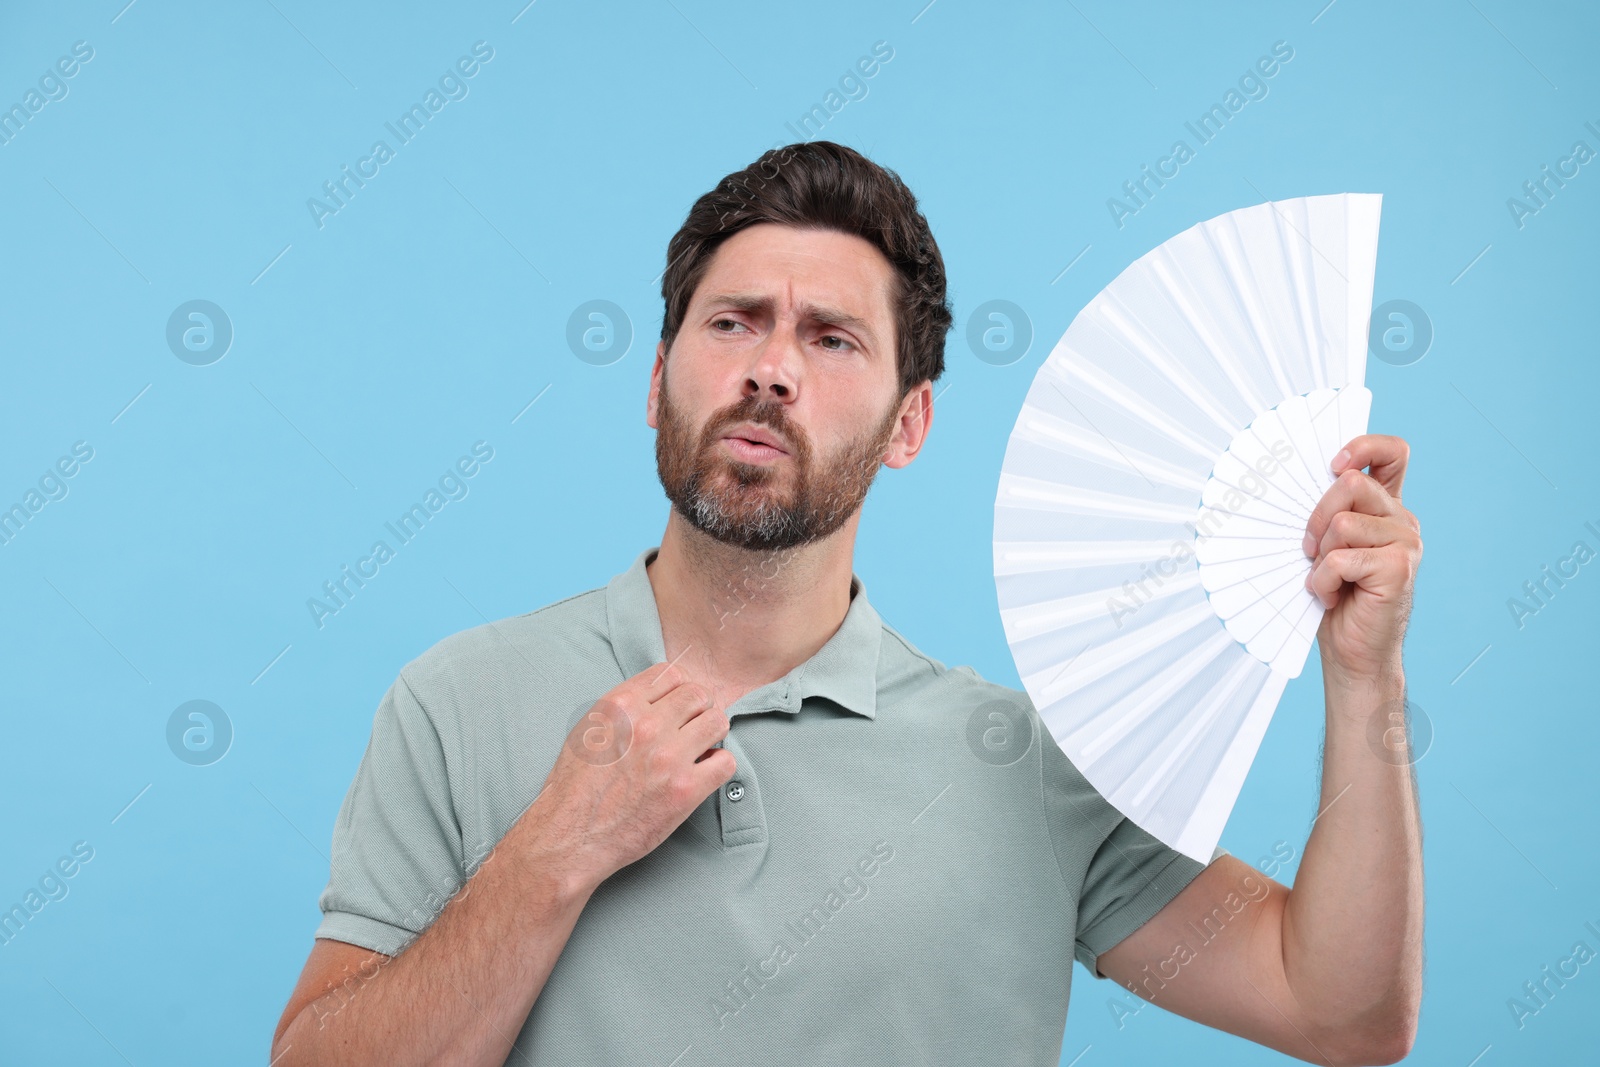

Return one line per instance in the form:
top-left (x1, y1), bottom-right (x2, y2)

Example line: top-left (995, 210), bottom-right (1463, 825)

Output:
top-left (1301, 434), bottom-right (1423, 688)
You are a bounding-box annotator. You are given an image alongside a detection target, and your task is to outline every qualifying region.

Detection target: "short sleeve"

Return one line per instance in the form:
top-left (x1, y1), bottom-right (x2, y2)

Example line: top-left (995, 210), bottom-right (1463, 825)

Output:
top-left (314, 669), bottom-right (465, 957)
top-left (1036, 722), bottom-right (1214, 980)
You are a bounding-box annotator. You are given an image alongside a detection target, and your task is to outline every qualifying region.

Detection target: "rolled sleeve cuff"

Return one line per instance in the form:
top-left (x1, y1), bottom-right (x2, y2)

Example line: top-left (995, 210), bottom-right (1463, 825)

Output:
top-left (313, 909), bottom-right (423, 958)
top-left (1074, 845), bottom-right (1224, 979)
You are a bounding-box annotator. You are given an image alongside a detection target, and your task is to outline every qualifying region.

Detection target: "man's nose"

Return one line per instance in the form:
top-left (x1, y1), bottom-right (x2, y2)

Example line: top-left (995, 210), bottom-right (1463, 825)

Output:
top-left (742, 325), bottom-right (803, 400)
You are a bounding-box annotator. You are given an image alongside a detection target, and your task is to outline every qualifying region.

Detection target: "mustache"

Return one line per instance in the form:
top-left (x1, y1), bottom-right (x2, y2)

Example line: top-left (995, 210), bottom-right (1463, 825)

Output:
top-left (705, 401), bottom-right (804, 453)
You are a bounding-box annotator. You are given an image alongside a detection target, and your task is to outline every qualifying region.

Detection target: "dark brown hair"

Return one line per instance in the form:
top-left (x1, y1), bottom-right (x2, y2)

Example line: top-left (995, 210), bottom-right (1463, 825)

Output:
top-left (659, 141), bottom-right (952, 401)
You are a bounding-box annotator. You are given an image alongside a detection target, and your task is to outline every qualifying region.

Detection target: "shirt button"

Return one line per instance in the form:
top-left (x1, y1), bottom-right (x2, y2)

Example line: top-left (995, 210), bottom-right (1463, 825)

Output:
top-left (725, 780), bottom-right (746, 802)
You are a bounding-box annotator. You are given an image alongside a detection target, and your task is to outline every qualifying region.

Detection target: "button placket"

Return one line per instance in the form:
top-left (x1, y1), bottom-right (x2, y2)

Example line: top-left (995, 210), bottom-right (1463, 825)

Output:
top-left (713, 727), bottom-right (766, 847)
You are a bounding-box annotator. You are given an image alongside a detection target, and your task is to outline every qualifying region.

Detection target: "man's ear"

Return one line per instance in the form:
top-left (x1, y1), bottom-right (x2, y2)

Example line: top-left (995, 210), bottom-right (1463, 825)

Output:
top-left (883, 380), bottom-right (934, 470)
top-left (646, 340), bottom-right (667, 430)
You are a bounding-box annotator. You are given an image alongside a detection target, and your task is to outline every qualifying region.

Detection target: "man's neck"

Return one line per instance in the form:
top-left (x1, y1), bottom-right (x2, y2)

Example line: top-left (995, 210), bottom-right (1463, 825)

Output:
top-left (646, 511), bottom-right (859, 712)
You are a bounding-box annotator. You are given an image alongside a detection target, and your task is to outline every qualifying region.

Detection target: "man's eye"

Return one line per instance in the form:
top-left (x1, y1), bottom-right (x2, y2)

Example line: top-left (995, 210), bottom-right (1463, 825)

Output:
top-left (819, 334), bottom-right (854, 351)
top-left (712, 319), bottom-right (746, 333)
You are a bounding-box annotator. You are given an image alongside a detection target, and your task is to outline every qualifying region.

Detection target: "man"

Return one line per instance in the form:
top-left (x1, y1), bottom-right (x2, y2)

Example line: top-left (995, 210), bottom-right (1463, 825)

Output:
top-left (271, 141), bottom-right (1423, 1066)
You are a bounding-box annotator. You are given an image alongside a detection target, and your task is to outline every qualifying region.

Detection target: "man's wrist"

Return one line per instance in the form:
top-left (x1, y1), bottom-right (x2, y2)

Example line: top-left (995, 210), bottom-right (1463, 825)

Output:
top-left (503, 796), bottom-right (606, 909)
top-left (1319, 644), bottom-right (1404, 695)
top-left (1322, 664), bottom-right (1406, 734)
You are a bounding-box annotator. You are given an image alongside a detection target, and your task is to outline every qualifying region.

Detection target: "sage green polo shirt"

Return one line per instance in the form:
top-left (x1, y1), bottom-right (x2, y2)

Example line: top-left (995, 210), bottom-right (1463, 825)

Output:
top-left (316, 545), bottom-right (1216, 1065)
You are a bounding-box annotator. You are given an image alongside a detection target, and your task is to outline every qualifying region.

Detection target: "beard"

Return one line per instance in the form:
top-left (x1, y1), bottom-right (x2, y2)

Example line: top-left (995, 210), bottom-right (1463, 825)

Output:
top-left (654, 363), bottom-right (902, 553)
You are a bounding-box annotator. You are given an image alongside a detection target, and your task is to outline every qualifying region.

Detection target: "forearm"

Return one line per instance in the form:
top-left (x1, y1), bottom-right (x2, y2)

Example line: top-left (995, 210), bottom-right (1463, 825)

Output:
top-left (1282, 660), bottom-right (1423, 1052)
top-left (274, 805), bottom-right (596, 1067)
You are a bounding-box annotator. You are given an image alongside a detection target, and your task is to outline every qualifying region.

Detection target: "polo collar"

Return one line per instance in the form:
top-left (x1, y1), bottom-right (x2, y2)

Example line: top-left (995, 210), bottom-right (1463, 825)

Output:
top-left (605, 545), bottom-right (881, 720)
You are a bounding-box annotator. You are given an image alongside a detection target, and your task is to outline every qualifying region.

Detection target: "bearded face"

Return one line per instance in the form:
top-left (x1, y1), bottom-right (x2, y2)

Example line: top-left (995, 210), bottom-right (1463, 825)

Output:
top-left (654, 361), bottom-right (902, 553)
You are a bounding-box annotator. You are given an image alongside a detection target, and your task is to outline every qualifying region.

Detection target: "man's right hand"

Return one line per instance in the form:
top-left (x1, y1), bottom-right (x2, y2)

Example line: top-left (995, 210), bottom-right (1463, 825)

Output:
top-left (530, 660), bottom-right (735, 893)
top-left (272, 662), bottom-right (733, 1067)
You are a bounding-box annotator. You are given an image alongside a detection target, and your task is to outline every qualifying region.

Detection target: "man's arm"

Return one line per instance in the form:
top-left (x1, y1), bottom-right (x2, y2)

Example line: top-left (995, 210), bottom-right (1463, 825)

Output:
top-left (270, 807), bottom-right (594, 1067)
top-left (270, 659), bottom-right (735, 1067)
top-left (1099, 434), bottom-right (1425, 1066)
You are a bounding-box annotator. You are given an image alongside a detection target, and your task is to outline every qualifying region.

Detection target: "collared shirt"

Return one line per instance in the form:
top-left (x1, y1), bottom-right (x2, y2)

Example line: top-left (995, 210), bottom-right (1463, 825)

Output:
top-left (316, 545), bottom-right (1214, 1065)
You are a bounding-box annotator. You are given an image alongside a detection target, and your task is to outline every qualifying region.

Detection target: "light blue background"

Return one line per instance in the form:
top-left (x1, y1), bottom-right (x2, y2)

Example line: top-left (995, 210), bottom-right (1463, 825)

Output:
top-left (2, 1), bottom-right (1595, 1063)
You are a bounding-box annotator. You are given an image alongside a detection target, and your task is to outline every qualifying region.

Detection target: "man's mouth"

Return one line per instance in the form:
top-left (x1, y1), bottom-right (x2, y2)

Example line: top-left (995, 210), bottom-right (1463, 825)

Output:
top-left (722, 436), bottom-right (787, 462)
top-left (721, 423), bottom-right (789, 457)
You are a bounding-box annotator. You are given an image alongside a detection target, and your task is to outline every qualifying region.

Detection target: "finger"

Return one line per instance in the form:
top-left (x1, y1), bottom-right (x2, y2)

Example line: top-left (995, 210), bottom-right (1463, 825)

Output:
top-left (1313, 510), bottom-right (1417, 560)
top-left (690, 747), bottom-right (738, 793)
top-left (1305, 545), bottom-right (1405, 609)
top-left (629, 660), bottom-right (717, 730)
top-left (656, 679), bottom-right (718, 729)
top-left (1330, 433), bottom-right (1410, 503)
top-left (1302, 469), bottom-right (1402, 556)
top-left (681, 703), bottom-right (731, 753)
top-left (637, 658), bottom-right (692, 702)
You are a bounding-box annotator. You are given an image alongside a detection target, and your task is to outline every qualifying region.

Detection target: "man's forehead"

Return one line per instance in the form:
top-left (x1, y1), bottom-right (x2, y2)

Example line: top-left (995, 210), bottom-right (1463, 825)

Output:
top-left (692, 227), bottom-right (894, 333)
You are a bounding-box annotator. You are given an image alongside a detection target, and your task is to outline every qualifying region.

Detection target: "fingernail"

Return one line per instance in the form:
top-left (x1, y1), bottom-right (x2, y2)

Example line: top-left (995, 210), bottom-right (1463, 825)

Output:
top-left (1302, 530), bottom-right (1314, 556)
top-left (1331, 448), bottom-right (1351, 471)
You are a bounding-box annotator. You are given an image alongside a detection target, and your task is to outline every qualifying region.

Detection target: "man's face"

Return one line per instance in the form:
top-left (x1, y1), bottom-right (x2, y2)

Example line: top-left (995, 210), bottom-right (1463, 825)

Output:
top-left (648, 223), bottom-right (925, 553)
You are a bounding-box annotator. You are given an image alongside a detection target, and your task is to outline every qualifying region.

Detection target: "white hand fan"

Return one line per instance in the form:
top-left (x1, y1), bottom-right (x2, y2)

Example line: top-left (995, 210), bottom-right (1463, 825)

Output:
top-left (994, 193), bottom-right (1381, 863)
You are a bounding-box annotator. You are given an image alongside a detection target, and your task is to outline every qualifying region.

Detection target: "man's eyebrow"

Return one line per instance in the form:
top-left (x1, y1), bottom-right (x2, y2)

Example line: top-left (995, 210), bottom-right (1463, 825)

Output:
top-left (701, 292), bottom-right (878, 346)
